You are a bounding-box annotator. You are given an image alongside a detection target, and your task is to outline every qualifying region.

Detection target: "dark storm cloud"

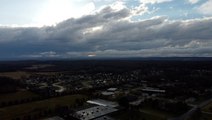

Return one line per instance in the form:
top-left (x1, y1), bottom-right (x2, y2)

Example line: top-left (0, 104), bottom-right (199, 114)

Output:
top-left (0, 5), bottom-right (212, 59)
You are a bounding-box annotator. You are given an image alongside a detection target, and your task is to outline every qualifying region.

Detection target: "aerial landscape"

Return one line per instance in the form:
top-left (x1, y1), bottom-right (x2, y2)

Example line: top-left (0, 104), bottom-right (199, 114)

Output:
top-left (0, 0), bottom-right (212, 120)
top-left (0, 59), bottom-right (212, 120)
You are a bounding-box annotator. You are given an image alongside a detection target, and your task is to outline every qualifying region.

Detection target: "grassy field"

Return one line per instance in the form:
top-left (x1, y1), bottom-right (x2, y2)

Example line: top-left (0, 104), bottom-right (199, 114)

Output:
top-left (139, 107), bottom-right (175, 120)
top-left (25, 64), bottom-right (54, 70)
top-left (198, 101), bottom-right (212, 120)
top-left (202, 102), bottom-right (212, 113)
top-left (0, 90), bottom-right (40, 104)
top-left (200, 112), bottom-right (212, 120)
top-left (111, 107), bottom-right (176, 120)
top-left (0, 94), bottom-right (86, 120)
top-left (0, 71), bottom-right (30, 79)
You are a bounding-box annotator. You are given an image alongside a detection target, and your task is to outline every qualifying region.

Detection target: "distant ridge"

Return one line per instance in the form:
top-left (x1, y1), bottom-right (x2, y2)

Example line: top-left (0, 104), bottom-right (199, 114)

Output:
top-left (114, 57), bottom-right (212, 61)
top-left (0, 57), bottom-right (212, 62)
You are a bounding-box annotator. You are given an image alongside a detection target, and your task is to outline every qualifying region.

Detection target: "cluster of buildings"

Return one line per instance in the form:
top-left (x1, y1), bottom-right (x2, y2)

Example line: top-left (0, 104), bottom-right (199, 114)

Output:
top-left (44, 99), bottom-right (119, 120)
top-left (23, 68), bottom-right (212, 120)
top-left (23, 71), bottom-right (139, 96)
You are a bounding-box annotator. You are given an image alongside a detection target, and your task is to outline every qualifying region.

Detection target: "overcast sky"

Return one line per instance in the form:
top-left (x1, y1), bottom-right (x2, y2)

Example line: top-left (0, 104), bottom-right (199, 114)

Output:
top-left (0, 0), bottom-right (212, 60)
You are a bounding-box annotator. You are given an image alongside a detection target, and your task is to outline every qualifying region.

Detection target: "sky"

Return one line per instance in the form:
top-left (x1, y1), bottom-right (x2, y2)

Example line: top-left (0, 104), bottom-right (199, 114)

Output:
top-left (0, 0), bottom-right (212, 60)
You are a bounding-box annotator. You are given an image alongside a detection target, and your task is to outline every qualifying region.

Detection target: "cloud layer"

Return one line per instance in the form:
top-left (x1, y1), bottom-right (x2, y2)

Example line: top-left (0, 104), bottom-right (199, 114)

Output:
top-left (0, 1), bottom-right (212, 59)
top-left (199, 0), bottom-right (212, 15)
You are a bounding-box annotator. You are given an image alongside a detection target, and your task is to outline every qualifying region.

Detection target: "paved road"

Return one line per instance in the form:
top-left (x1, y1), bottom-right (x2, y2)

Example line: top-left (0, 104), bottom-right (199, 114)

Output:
top-left (52, 82), bottom-right (66, 93)
top-left (168, 98), bottom-right (212, 120)
top-left (202, 111), bottom-right (212, 115)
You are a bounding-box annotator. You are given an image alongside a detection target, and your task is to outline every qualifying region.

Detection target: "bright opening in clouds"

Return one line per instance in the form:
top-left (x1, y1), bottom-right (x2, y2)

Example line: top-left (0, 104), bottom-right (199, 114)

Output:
top-left (0, 0), bottom-right (212, 60)
top-left (35, 0), bottom-right (95, 26)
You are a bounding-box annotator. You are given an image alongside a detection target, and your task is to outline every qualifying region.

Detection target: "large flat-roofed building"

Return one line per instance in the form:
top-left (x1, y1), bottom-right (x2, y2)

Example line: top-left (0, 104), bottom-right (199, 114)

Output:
top-left (87, 99), bottom-right (119, 108)
top-left (72, 106), bottom-right (118, 120)
top-left (107, 88), bottom-right (117, 92)
top-left (142, 88), bottom-right (165, 93)
top-left (101, 91), bottom-right (114, 96)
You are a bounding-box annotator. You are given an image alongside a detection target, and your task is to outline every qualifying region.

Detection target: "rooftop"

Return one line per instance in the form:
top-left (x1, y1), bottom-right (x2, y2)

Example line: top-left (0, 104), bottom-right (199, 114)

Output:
top-left (142, 88), bottom-right (166, 93)
top-left (107, 88), bottom-right (117, 91)
top-left (101, 91), bottom-right (114, 96)
top-left (87, 99), bottom-right (119, 108)
top-left (73, 106), bottom-right (118, 120)
top-left (129, 98), bottom-right (145, 106)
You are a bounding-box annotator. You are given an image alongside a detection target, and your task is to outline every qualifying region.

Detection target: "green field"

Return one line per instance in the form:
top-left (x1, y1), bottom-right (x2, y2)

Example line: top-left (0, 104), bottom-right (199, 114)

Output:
top-left (202, 102), bottom-right (212, 113)
top-left (111, 107), bottom-right (176, 120)
top-left (200, 112), bottom-right (212, 120)
top-left (201, 102), bottom-right (212, 120)
top-left (0, 94), bottom-right (86, 120)
top-left (139, 107), bottom-right (175, 120)
top-left (0, 91), bottom-right (40, 104)
top-left (0, 71), bottom-right (30, 79)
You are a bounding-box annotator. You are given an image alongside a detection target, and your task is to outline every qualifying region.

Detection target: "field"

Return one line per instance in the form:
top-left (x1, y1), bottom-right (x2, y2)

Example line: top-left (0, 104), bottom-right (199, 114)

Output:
top-left (139, 107), bottom-right (175, 119)
top-left (0, 90), bottom-right (40, 104)
top-left (202, 102), bottom-right (212, 113)
top-left (0, 94), bottom-right (86, 120)
top-left (200, 112), bottom-right (212, 120)
top-left (0, 71), bottom-right (30, 79)
top-left (111, 108), bottom-right (175, 120)
top-left (25, 64), bottom-right (54, 70)
top-left (198, 101), bottom-right (212, 120)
